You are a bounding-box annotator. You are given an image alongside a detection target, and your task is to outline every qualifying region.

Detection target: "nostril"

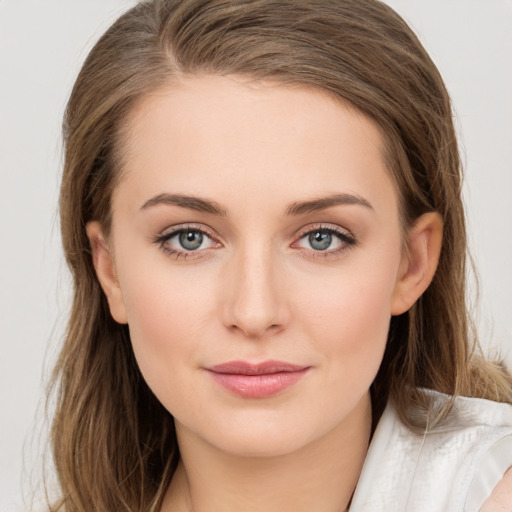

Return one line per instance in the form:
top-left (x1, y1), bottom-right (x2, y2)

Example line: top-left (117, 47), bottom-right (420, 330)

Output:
top-left (226, 319), bottom-right (283, 339)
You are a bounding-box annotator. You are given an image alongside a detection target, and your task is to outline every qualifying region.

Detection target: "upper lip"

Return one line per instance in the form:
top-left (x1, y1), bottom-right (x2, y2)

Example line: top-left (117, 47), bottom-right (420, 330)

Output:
top-left (207, 360), bottom-right (310, 375)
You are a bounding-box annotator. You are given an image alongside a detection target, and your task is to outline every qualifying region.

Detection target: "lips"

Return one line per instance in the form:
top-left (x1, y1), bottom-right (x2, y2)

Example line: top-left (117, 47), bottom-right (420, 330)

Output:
top-left (205, 360), bottom-right (310, 398)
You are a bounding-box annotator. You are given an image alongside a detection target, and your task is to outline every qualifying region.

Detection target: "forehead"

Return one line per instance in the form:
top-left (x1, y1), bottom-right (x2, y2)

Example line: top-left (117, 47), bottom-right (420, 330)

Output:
top-left (114, 74), bottom-right (398, 218)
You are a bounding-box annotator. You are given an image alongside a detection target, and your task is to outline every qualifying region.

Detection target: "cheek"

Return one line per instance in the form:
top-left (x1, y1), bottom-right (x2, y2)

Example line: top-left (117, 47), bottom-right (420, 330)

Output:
top-left (117, 260), bottom-right (217, 398)
top-left (294, 252), bottom-right (400, 383)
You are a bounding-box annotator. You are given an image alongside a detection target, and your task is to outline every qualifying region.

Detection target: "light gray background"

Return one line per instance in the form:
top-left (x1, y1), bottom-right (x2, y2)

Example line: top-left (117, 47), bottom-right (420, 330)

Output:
top-left (1, 1), bottom-right (511, 510)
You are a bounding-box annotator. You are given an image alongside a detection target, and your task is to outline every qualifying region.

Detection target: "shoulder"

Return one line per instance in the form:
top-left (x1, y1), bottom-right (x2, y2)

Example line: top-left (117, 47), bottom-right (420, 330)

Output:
top-left (435, 392), bottom-right (512, 511)
top-left (480, 468), bottom-right (512, 512)
top-left (350, 392), bottom-right (512, 512)
top-left (429, 393), bottom-right (512, 511)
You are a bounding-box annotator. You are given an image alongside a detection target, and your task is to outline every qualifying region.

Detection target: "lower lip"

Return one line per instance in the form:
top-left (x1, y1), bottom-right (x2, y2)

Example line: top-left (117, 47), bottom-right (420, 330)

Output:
top-left (207, 369), bottom-right (310, 398)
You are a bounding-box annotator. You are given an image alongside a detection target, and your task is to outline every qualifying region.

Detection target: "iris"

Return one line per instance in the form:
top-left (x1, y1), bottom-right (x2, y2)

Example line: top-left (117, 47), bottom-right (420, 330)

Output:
top-left (179, 230), bottom-right (203, 250)
top-left (309, 231), bottom-right (332, 251)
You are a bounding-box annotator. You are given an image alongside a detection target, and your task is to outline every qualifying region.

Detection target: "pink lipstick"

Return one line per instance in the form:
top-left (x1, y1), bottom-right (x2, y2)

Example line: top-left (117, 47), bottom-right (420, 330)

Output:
top-left (205, 360), bottom-right (310, 398)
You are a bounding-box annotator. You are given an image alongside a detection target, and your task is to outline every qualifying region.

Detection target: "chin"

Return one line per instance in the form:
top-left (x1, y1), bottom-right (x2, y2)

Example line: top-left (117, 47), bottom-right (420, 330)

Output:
top-left (208, 427), bottom-right (313, 458)
top-left (179, 405), bottom-right (341, 459)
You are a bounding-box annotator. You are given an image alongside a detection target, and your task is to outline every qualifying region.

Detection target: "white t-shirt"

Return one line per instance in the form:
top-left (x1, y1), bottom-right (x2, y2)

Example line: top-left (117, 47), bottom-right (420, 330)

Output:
top-left (350, 390), bottom-right (512, 512)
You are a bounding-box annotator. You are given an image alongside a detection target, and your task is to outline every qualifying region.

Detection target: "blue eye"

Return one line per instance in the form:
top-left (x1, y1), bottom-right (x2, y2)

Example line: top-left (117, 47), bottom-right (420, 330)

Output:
top-left (155, 226), bottom-right (218, 258)
top-left (178, 230), bottom-right (204, 250)
top-left (295, 226), bottom-right (356, 254)
top-left (308, 231), bottom-right (333, 251)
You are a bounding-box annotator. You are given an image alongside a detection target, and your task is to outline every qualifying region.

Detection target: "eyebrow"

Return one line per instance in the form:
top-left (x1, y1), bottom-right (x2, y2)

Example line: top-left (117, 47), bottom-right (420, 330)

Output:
top-left (285, 193), bottom-right (373, 216)
top-left (140, 193), bottom-right (227, 215)
top-left (140, 192), bottom-right (373, 216)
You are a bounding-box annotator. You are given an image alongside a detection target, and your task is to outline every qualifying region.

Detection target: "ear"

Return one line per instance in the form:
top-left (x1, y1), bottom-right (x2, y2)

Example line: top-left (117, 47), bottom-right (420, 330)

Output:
top-left (391, 212), bottom-right (443, 316)
top-left (86, 221), bottom-right (128, 324)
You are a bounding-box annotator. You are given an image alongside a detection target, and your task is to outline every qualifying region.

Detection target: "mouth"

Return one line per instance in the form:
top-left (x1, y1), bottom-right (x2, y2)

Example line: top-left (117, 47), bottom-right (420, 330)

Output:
top-left (205, 360), bottom-right (311, 398)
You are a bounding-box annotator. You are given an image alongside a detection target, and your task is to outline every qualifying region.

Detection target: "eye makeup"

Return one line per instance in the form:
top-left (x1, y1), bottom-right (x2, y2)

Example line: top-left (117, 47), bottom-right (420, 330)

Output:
top-left (291, 223), bottom-right (358, 260)
top-left (153, 223), bottom-right (221, 260)
top-left (152, 221), bottom-right (358, 261)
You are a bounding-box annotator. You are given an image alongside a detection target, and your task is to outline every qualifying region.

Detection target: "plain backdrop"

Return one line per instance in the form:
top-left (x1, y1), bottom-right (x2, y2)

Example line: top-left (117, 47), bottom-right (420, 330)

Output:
top-left (1, 1), bottom-right (511, 510)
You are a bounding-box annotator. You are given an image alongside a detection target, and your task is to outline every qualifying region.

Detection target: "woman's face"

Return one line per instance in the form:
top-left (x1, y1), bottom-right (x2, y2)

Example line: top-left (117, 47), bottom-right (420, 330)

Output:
top-left (94, 75), bottom-right (410, 456)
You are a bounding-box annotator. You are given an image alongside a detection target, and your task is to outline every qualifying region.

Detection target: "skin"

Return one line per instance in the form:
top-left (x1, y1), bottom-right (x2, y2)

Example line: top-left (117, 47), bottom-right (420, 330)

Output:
top-left (88, 75), bottom-right (445, 511)
top-left (480, 468), bottom-right (512, 512)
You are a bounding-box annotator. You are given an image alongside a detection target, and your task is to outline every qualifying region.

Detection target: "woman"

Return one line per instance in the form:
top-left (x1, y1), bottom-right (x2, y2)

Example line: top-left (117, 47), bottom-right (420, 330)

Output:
top-left (48, 0), bottom-right (512, 510)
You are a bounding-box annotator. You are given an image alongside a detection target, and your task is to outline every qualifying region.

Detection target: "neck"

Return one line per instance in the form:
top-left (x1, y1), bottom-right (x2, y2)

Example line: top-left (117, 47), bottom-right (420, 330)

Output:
top-left (162, 393), bottom-right (372, 512)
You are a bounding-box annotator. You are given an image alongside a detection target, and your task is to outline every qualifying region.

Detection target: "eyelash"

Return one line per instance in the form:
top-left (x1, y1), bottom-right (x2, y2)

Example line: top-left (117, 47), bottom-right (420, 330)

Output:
top-left (153, 223), bottom-right (357, 260)
top-left (292, 224), bottom-right (358, 260)
top-left (153, 224), bottom-right (219, 259)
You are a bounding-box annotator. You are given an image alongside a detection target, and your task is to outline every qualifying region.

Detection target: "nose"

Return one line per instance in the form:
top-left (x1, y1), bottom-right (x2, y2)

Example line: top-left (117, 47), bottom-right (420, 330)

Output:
top-left (221, 244), bottom-right (289, 339)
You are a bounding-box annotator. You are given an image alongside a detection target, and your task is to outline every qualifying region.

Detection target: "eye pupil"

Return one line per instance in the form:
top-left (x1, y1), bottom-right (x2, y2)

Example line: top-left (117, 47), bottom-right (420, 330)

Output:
top-left (179, 230), bottom-right (203, 250)
top-left (309, 231), bottom-right (332, 251)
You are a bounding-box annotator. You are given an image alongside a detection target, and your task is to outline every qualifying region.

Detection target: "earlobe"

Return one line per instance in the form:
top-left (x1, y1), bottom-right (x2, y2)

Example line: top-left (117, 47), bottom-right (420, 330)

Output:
top-left (86, 221), bottom-right (128, 324)
top-left (391, 212), bottom-right (443, 316)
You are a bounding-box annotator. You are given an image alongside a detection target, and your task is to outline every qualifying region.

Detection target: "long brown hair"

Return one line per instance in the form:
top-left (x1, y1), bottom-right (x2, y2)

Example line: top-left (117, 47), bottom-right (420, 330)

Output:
top-left (50, 0), bottom-right (512, 510)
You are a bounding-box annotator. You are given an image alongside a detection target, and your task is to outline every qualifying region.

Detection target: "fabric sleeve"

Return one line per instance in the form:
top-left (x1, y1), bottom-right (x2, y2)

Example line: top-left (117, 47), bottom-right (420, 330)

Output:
top-left (464, 434), bottom-right (512, 512)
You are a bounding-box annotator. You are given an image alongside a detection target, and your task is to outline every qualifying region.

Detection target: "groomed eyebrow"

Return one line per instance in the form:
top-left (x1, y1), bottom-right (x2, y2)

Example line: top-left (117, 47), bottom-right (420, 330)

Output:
top-left (140, 193), bottom-right (227, 216)
top-left (285, 193), bottom-right (373, 216)
top-left (140, 192), bottom-right (372, 217)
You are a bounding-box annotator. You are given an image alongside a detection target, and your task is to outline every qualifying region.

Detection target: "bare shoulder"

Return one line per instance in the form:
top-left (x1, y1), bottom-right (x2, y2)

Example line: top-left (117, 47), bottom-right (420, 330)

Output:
top-left (479, 468), bottom-right (512, 512)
